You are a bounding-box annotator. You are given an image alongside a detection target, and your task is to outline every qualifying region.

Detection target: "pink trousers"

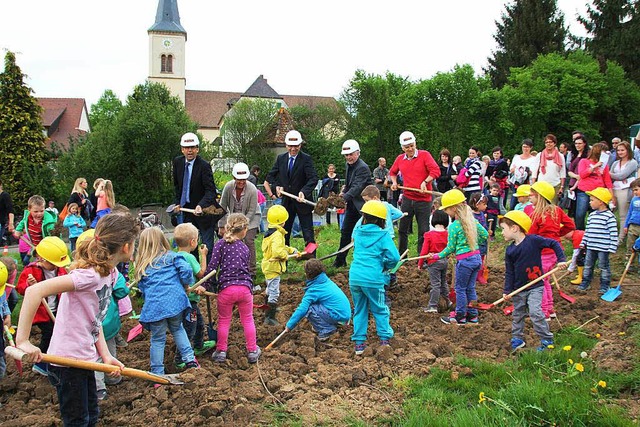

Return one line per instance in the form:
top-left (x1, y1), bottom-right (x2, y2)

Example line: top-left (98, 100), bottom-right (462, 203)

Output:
top-left (541, 252), bottom-right (557, 316)
top-left (216, 285), bottom-right (257, 352)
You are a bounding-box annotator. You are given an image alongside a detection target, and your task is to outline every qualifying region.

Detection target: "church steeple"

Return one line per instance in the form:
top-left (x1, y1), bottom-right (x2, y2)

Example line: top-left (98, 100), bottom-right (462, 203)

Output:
top-left (149, 0), bottom-right (186, 35)
top-left (148, 0), bottom-right (186, 103)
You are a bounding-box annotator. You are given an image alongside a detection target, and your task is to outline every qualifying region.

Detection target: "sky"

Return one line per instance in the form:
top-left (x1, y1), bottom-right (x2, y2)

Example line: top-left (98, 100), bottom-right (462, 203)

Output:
top-left (0, 0), bottom-right (589, 108)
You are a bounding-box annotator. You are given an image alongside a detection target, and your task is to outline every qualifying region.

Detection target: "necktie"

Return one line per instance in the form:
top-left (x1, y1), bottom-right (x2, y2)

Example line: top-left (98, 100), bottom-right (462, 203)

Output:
top-left (180, 162), bottom-right (191, 206)
top-left (288, 156), bottom-right (295, 176)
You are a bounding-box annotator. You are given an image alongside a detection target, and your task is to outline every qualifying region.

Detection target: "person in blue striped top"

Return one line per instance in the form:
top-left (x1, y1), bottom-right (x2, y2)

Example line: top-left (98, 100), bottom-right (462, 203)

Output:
top-left (577, 188), bottom-right (618, 294)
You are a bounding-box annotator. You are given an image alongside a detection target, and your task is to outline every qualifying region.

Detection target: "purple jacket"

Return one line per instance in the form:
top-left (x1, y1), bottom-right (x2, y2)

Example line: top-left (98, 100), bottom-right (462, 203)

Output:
top-left (204, 239), bottom-right (252, 292)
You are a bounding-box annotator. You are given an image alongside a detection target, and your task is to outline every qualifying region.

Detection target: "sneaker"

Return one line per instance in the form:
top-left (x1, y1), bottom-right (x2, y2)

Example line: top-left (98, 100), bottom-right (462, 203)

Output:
top-left (174, 360), bottom-right (186, 370)
top-left (247, 347), bottom-right (261, 364)
top-left (32, 363), bottom-right (48, 376)
top-left (96, 389), bottom-right (107, 401)
top-left (511, 338), bottom-right (526, 352)
top-left (194, 340), bottom-right (216, 356)
top-left (212, 350), bottom-right (227, 363)
top-left (422, 307), bottom-right (438, 313)
top-left (354, 343), bottom-right (367, 355)
top-left (318, 329), bottom-right (337, 341)
top-left (548, 312), bottom-right (557, 319)
top-left (185, 359), bottom-right (200, 369)
top-left (252, 284), bottom-right (262, 292)
top-left (598, 288), bottom-right (608, 295)
top-left (441, 311), bottom-right (466, 325)
top-left (466, 314), bottom-right (479, 324)
top-left (537, 339), bottom-right (554, 352)
top-left (379, 339), bottom-right (390, 347)
top-left (114, 333), bottom-right (128, 348)
top-left (577, 285), bottom-right (590, 292)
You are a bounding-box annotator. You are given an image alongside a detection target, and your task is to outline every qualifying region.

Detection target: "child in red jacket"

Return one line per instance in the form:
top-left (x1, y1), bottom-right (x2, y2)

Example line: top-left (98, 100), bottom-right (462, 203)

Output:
top-left (17, 236), bottom-right (70, 375)
top-left (418, 210), bottom-right (451, 313)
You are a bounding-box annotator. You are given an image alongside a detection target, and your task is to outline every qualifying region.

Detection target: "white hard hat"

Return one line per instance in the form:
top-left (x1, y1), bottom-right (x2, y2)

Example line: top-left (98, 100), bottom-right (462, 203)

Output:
top-left (399, 131), bottom-right (416, 146)
top-left (341, 139), bottom-right (360, 155)
top-left (285, 130), bottom-right (303, 146)
top-left (180, 132), bottom-right (200, 147)
top-left (232, 162), bottom-right (250, 180)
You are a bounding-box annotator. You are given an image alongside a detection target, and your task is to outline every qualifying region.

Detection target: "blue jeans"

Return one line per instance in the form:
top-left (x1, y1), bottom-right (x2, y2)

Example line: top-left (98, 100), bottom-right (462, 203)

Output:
top-left (455, 254), bottom-right (482, 317)
top-left (149, 313), bottom-right (195, 375)
top-left (581, 249), bottom-right (611, 291)
top-left (183, 301), bottom-right (204, 349)
top-left (575, 190), bottom-right (591, 231)
top-left (48, 365), bottom-right (99, 427)
top-left (350, 285), bottom-right (393, 343)
top-left (307, 303), bottom-right (340, 336)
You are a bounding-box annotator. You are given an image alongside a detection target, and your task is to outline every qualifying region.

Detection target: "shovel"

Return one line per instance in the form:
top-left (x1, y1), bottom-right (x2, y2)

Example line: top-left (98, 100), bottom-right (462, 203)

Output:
top-left (390, 254), bottom-right (429, 274)
top-left (127, 323), bottom-right (144, 342)
top-left (602, 252), bottom-right (635, 302)
top-left (448, 258), bottom-right (456, 305)
top-left (397, 186), bottom-right (443, 196)
top-left (265, 329), bottom-right (288, 351)
top-left (473, 266), bottom-right (561, 310)
top-left (318, 242), bottom-right (354, 261)
top-left (481, 219), bottom-right (494, 283)
top-left (187, 269), bottom-right (218, 293)
top-left (5, 347), bottom-right (184, 385)
top-left (205, 295), bottom-right (217, 341)
top-left (3, 325), bottom-right (23, 375)
top-left (279, 242), bottom-right (318, 260)
top-left (553, 272), bottom-right (576, 304)
top-left (279, 190), bottom-right (329, 216)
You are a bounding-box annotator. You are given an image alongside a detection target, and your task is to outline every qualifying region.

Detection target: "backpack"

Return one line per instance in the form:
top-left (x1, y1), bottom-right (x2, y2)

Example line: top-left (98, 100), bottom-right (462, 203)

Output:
top-left (455, 167), bottom-right (471, 188)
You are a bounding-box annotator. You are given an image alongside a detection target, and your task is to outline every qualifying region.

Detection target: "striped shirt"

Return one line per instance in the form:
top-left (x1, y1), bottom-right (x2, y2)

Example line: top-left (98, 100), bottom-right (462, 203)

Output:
top-left (27, 216), bottom-right (43, 247)
top-left (581, 209), bottom-right (618, 253)
top-left (463, 159), bottom-right (483, 193)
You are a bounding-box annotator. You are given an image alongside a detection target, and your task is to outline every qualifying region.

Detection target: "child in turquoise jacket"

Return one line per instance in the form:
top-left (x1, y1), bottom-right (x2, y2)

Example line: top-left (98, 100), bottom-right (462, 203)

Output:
top-left (349, 200), bottom-right (400, 356)
top-left (285, 259), bottom-right (351, 341)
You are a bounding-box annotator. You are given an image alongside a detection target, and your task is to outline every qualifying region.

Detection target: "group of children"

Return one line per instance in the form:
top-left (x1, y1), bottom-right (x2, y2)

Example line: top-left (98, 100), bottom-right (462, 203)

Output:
top-left (2, 173), bottom-right (639, 425)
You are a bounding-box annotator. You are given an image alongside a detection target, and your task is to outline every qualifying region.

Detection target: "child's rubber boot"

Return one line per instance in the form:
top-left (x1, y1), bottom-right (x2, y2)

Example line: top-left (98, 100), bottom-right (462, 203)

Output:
top-left (570, 267), bottom-right (584, 285)
top-left (264, 303), bottom-right (279, 326)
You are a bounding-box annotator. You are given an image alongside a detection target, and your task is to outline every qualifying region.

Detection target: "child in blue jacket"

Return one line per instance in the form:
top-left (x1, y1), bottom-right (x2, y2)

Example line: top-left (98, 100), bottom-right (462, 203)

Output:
top-left (285, 259), bottom-right (351, 341)
top-left (349, 200), bottom-right (400, 355)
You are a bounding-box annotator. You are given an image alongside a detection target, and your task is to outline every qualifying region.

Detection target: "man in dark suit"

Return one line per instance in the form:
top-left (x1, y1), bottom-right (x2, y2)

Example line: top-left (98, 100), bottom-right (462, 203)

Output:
top-left (172, 132), bottom-right (221, 262)
top-left (264, 130), bottom-right (318, 247)
top-left (334, 139), bottom-right (373, 267)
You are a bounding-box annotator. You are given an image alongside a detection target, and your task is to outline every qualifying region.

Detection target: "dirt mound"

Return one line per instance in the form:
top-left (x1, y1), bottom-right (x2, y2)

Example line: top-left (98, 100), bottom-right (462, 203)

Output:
top-left (1, 261), bottom-right (637, 425)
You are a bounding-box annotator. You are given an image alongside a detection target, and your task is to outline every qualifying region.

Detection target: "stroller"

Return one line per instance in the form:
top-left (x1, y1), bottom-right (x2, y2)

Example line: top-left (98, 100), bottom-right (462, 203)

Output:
top-left (138, 203), bottom-right (165, 231)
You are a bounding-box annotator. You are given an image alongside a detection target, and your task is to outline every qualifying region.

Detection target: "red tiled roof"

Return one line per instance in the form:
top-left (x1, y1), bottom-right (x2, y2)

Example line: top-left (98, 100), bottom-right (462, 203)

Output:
top-left (185, 89), bottom-right (338, 130)
top-left (38, 98), bottom-right (90, 151)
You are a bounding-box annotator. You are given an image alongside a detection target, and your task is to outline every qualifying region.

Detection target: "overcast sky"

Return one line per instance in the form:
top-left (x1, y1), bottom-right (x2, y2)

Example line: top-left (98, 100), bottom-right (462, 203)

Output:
top-left (1, 0), bottom-right (589, 107)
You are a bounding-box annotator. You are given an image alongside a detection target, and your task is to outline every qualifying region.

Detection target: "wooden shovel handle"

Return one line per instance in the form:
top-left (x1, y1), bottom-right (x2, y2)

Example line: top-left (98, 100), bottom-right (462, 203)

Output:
top-left (397, 186), bottom-right (443, 196)
top-left (617, 252), bottom-right (636, 287)
top-left (490, 266), bottom-right (561, 307)
top-left (5, 347), bottom-right (173, 384)
top-left (188, 269), bottom-right (218, 293)
top-left (279, 190), bottom-right (317, 207)
top-left (41, 299), bottom-right (56, 322)
top-left (265, 329), bottom-right (288, 351)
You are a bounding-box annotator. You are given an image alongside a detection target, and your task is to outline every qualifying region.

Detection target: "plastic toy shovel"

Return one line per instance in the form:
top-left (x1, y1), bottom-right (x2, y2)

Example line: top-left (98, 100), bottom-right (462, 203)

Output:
top-left (389, 253), bottom-right (424, 274)
top-left (3, 325), bottom-right (23, 375)
top-left (5, 347), bottom-right (183, 385)
top-left (602, 252), bottom-right (635, 302)
top-left (127, 323), bottom-right (144, 342)
top-left (286, 242), bottom-right (318, 260)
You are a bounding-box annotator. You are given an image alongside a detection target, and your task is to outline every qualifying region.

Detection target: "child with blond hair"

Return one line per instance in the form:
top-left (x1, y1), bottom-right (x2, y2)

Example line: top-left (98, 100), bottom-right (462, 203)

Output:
top-left (63, 202), bottom-right (86, 251)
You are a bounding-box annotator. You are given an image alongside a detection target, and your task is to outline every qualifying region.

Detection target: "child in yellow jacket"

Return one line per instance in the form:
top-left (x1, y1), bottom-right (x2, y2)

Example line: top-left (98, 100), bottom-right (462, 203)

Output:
top-left (261, 205), bottom-right (298, 325)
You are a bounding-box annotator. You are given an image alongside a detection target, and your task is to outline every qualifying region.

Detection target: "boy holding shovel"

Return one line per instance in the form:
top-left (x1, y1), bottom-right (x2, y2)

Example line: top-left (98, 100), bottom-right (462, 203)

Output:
top-left (500, 211), bottom-right (567, 352)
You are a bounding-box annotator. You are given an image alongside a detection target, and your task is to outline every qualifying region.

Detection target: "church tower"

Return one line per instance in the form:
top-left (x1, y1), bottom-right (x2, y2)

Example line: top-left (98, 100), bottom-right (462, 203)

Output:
top-left (148, 0), bottom-right (186, 103)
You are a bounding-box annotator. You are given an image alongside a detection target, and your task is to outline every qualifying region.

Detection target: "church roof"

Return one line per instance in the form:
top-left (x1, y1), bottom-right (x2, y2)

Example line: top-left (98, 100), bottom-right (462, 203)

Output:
top-left (242, 75), bottom-right (282, 99)
top-left (149, 0), bottom-right (186, 34)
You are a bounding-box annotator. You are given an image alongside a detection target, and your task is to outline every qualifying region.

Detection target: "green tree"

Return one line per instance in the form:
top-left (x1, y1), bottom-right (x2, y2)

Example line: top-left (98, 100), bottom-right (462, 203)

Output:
top-left (486, 0), bottom-right (568, 88)
top-left (90, 89), bottom-right (123, 130)
top-left (578, 0), bottom-right (640, 85)
top-left (0, 51), bottom-right (49, 209)
top-left (220, 98), bottom-right (280, 174)
top-left (56, 82), bottom-right (197, 207)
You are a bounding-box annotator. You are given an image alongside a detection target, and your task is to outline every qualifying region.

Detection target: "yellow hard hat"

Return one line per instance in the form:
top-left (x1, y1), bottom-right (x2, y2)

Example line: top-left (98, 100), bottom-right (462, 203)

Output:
top-left (0, 262), bottom-right (7, 287)
top-left (586, 187), bottom-right (612, 204)
top-left (76, 228), bottom-right (96, 248)
top-left (531, 181), bottom-right (555, 203)
top-left (35, 236), bottom-right (71, 267)
top-left (360, 200), bottom-right (387, 219)
top-left (267, 204), bottom-right (289, 225)
top-left (439, 189), bottom-right (466, 210)
top-left (514, 184), bottom-right (531, 197)
top-left (503, 210), bottom-right (532, 233)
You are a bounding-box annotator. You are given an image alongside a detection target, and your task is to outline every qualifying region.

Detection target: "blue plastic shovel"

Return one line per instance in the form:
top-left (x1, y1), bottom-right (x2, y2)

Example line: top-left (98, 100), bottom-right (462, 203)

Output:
top-left (602, 252), bottom-right (635, 302)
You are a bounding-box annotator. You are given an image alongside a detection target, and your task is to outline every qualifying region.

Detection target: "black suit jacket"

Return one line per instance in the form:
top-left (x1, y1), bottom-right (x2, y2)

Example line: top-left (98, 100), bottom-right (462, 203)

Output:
top-left (172, 155), bottom-right (220, 228)
top-left (266, 151), bottom-right (318, 215)
top-left (343, 158), bottom-right (373, 212)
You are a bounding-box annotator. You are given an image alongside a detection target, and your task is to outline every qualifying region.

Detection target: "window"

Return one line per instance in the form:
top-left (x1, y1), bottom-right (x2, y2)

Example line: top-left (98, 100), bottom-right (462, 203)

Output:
top-left (161, 54), bottom-right (173, 73)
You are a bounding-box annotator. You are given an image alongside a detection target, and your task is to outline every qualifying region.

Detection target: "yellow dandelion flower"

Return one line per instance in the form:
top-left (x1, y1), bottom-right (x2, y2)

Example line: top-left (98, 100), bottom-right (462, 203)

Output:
top-left (568, 358), bottom-right (574, 364)
top-left (547, 344), bottom-right (555, 349)
top-left (563, 345), bottom-right (572, 351)
top-left (618, 332), bottom-right (626, 336)
top-left (598, 380), bottom-right (607, 388)
top-left (479, 392), bottom-right (486, 403)
top-left (595, 333), bottom-right (601, 338)
top-left (575, 363), bottom-right (584, 372)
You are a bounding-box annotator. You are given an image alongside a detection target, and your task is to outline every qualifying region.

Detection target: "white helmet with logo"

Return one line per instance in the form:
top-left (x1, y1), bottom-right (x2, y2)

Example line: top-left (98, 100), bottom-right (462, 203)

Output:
top-left (341, 139), bottom-right (360, 155)
top-left (180, 132), bottom-right (200, 147)
top-left (285, 130), bottom-right (303, 146)
top-left (232, 162), bottom-right (250, 180)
